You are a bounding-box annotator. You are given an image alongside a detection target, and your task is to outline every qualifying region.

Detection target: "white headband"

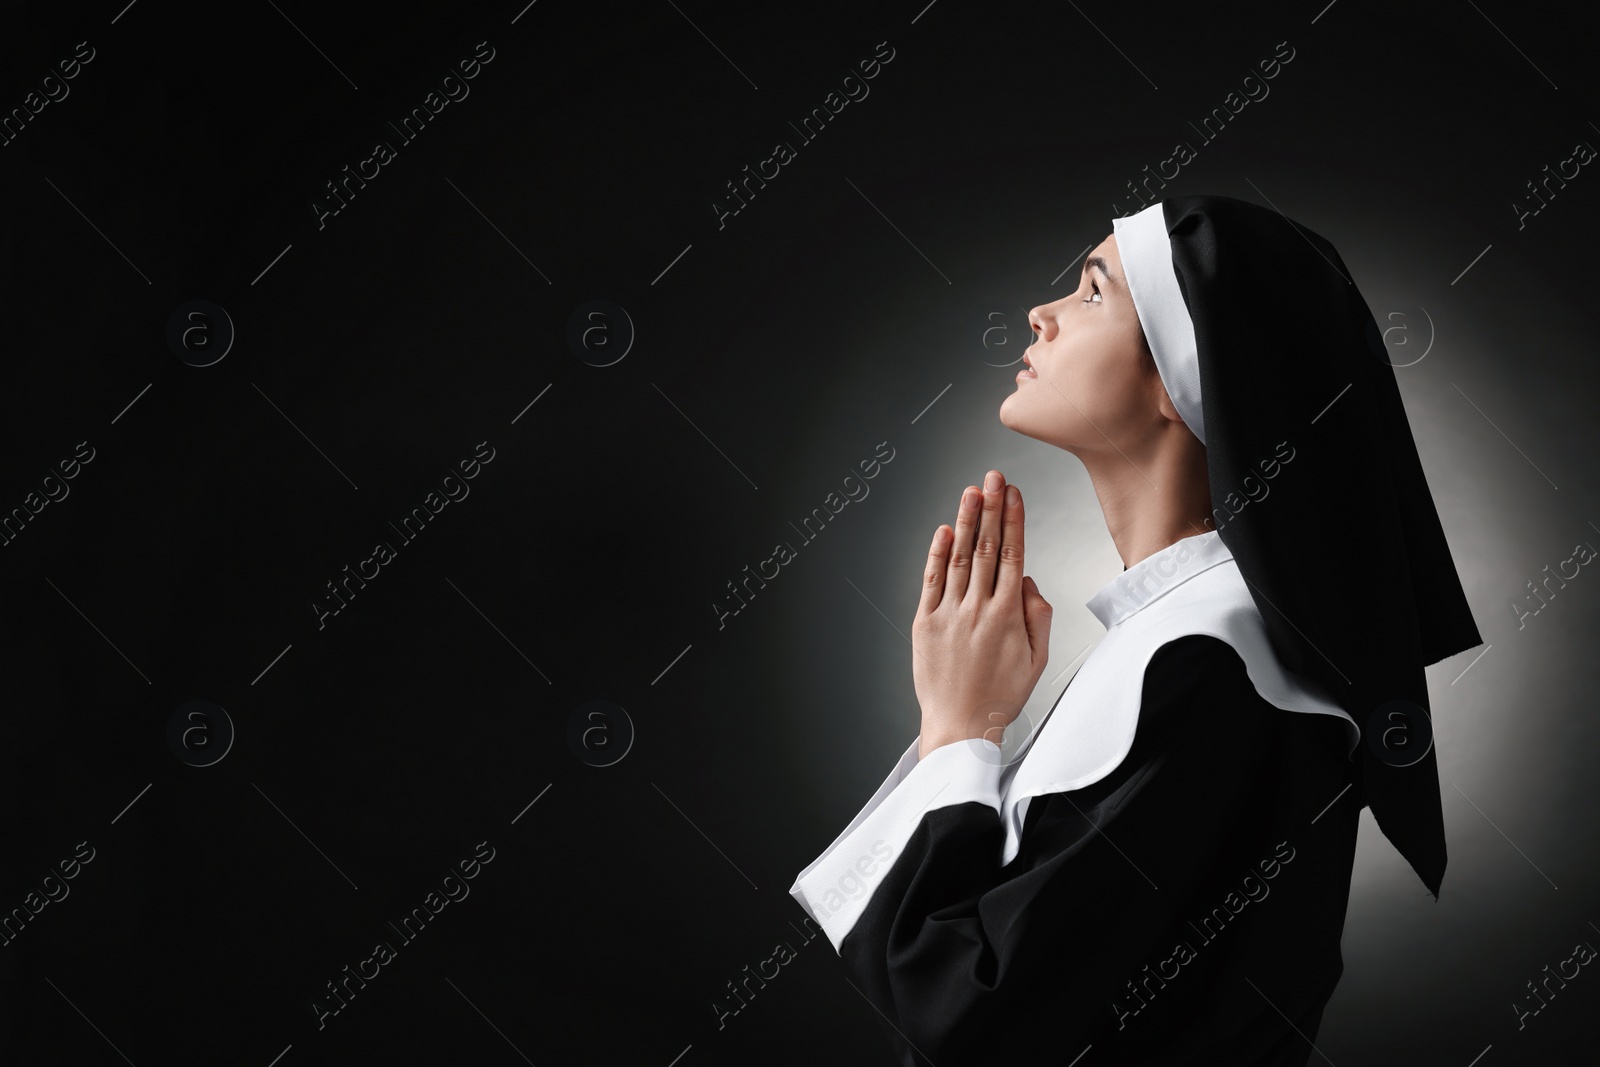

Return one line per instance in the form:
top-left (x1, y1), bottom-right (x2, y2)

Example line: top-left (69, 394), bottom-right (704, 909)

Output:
top-left (1111, 201), bottom-right (1206, 446)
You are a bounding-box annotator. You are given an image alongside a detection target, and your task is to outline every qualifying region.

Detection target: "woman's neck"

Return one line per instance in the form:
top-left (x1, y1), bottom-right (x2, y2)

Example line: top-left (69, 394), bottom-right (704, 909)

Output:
top-left (1079, 429), bottom-right (1213, 570)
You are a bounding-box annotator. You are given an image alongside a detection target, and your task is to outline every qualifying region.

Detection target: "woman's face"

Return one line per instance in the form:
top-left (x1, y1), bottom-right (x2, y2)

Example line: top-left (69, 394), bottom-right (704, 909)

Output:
top-left (999, 232), bottom-right (1170, 455)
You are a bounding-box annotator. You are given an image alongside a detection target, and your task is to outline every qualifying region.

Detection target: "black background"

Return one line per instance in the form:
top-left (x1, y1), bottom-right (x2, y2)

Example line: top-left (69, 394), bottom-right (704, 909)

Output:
top-left (2, 0), bottom-right (1598, 1063)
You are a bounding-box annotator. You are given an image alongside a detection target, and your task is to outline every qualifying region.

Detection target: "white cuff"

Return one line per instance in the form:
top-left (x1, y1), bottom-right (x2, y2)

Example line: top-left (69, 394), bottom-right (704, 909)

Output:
top-left (789, 735), bottom-right (1005, 952)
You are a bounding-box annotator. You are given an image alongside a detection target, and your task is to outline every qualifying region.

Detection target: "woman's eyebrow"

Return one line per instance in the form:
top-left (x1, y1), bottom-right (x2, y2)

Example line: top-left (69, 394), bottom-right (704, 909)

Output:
top-left (1084, 255), bottom-right (1116, 283)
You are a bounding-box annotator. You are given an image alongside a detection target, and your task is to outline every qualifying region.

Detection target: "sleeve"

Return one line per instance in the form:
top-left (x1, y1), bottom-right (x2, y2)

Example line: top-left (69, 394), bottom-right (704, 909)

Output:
top-left (788, 733), bottom-right (1004, 953)
top-left (790, 634), bottom-right (1327, 1066)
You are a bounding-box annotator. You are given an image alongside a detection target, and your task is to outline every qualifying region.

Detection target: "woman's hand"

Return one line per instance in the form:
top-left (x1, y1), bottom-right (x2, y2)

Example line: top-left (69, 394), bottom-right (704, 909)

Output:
top-left (912, 469), bottom-right (1053, 760)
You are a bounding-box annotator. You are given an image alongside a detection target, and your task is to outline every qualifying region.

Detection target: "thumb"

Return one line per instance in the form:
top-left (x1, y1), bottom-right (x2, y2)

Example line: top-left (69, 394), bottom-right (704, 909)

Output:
top-left (1022, 575), bottom-right (1053, 660)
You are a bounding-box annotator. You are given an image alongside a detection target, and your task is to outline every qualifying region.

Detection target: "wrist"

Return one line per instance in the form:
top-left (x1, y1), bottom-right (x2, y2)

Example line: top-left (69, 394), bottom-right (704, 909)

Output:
top-left (918, 729), bottom-right (994, 760)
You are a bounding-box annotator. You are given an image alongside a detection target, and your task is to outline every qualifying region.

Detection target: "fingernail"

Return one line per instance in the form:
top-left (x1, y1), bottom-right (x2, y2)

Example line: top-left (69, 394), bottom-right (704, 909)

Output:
top-left (1005, 485), bottom-right (1019, 506)
top-left (984, 471), bottom-right (1001, 492)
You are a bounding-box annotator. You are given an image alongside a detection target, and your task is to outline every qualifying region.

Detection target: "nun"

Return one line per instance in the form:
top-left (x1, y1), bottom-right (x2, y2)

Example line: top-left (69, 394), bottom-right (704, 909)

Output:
top-left (788, 194), bottom-right (1482, 1065)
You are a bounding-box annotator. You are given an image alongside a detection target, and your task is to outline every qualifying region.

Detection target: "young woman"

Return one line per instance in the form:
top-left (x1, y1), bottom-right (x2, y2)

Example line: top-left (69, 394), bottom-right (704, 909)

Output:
top-left (790, 195), bottom-right (1481, 1065)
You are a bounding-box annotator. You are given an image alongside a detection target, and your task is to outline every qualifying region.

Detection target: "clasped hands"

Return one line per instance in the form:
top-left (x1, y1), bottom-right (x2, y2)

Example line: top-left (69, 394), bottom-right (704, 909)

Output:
top-left (912, 469), bottom-right (1053, 760)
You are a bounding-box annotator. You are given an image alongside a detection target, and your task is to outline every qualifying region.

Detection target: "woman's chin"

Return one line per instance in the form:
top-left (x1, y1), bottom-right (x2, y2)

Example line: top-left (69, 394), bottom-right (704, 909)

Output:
top-left (997, 395), bottom-right (1032, 436)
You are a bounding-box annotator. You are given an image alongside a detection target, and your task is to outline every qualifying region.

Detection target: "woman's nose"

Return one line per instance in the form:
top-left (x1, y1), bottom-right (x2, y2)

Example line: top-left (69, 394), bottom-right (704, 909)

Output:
top-left (1027, 306), bottom-right (1050, 341)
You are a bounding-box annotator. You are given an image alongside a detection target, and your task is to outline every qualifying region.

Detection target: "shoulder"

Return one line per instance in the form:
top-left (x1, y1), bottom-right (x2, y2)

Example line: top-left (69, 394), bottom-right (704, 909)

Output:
top-left (1129, 633), bottom-right (1274, 754)
top-left (1142, 632), bottom-right (1254, 701)
top-left (1020, 634), bottom-right (1278, 839)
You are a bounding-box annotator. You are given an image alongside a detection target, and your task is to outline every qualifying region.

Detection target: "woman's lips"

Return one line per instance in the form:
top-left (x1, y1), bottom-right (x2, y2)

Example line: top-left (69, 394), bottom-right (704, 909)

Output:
top-left (1016, 365), bottom-right (1037, 380)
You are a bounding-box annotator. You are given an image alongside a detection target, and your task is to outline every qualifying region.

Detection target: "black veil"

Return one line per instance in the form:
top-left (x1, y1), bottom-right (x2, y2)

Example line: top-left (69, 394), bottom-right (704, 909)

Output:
top-left (1119, 194), bottom-right (1482, 897)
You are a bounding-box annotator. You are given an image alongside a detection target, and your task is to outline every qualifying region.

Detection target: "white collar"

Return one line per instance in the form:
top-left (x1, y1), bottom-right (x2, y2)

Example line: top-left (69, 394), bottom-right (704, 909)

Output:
top-left (1085, 529), bottom-right (1235, 629)
top-left (995, 531), bottom-right (1359, 865)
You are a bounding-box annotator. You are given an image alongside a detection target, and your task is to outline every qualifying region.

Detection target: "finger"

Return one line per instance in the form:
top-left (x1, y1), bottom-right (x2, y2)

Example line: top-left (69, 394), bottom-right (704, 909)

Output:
top-left (966, 470), bottom-right (1006, 602)
top-left (917, 524), bottom-right (951, 617)
top-left (1022, 575), bottom-right (1054, 667)
top-left (995, 483), bottom-right (1025, 599)
top-left (947, 485), bottom-right (981, 601)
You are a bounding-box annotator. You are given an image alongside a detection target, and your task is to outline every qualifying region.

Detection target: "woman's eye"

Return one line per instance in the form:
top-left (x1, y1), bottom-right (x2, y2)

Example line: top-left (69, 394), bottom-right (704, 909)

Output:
top-left (1083, 285), bottom-right (1102, 304)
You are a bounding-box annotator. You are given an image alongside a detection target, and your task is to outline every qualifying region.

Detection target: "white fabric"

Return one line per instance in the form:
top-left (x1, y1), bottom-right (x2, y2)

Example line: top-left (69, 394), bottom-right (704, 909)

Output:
top-left (788, 528), bottom-right (1360, 952)
top-left (1112, 201), bottom-right (1206, 445)
top-left (787, 736), bottom-right (1003, 953)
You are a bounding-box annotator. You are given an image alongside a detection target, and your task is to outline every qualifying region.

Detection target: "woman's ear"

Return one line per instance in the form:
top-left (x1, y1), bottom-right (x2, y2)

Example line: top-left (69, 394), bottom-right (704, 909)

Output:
top-left (1148, 363), bottom-right (1186, 426)
top-left (1160, 393), bottom-right (1187, 426)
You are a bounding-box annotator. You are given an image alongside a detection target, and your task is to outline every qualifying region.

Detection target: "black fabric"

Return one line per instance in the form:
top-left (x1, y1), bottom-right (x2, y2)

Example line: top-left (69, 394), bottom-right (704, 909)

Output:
top-left (1157, 194), bottom-right (1481, 897)
top-left (840, 634), bottom-right (1360, 1066)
